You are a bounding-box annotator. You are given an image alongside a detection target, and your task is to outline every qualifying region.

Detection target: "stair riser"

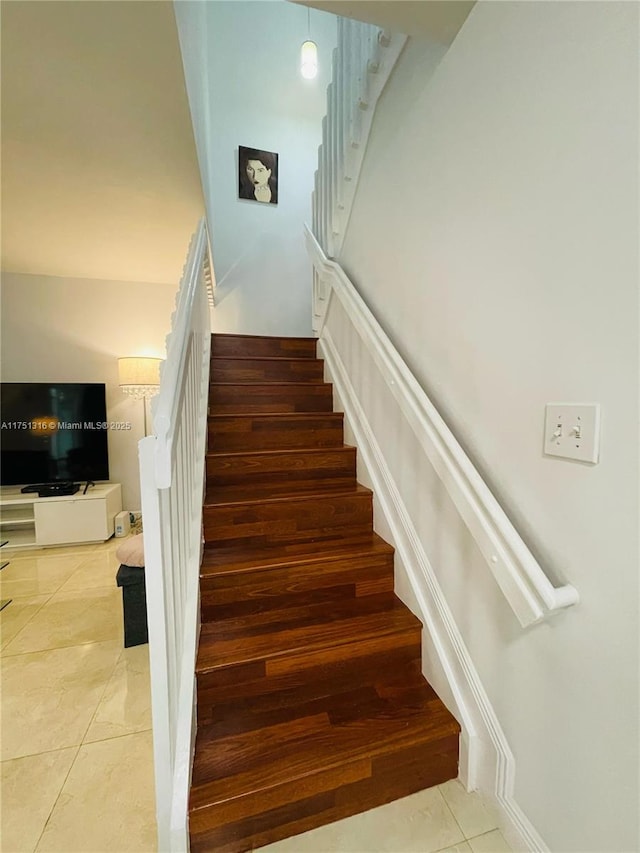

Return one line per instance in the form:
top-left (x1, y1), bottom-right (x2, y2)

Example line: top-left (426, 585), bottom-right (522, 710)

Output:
top-left (201, 550), bottom-right (392, 597)
top-left (209, 384), bottom-right (333, 414)
top-left (204, 492), bottom-right (373, 547)
top-left (189, 735), bottom-right (459, 853)
top-left (197, 660), bottom-right (428, 735)
top-left (208, 415), bottom-right (344, 452)
top-left (196, 634), bottom-right (422, 724)
top-left (207, 448), bottom-right (357, 490)
top-left (211, 358), bottom-right (324, 383)
top-left (212, 335), bottom-right (317, 360)
top-left (200, 554), bottom-right (394, 621)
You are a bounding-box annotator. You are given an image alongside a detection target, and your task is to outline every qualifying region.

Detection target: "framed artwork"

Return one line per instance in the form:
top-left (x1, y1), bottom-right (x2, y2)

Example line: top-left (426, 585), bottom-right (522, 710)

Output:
top-left (238, 145), bottom-right (278, 205)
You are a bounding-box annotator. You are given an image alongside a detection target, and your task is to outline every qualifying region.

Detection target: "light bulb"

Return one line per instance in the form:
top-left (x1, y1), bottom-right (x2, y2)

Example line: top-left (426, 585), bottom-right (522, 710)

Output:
top-left (300, 40), bottom-right (318, 79)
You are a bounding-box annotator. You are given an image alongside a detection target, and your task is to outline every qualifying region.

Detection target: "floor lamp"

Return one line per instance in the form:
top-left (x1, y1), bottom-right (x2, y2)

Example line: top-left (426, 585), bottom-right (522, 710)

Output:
top-left (118, 357), bottom-right (162, 436)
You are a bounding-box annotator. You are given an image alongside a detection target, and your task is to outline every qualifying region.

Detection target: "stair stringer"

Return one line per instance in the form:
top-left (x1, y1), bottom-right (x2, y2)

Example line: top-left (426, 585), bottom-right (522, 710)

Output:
top-left (318, 329), bottom-right (551, 853)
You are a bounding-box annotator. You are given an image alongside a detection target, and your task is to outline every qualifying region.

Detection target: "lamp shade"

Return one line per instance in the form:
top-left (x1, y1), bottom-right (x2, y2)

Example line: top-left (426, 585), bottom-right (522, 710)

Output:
top-left (300, 40), bottom-right (318, 79)
top-left (118, 357), bottom-right (162, 400)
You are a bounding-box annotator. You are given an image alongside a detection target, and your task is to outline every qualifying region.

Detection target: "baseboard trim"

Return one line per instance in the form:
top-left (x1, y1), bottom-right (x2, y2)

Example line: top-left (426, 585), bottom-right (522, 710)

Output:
top-left (319, 330), bottom-right (548, 853)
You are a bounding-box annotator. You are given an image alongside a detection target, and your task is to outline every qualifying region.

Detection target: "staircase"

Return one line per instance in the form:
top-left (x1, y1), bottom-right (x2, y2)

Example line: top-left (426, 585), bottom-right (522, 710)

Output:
top-left (189, 333), bottom-right (461, 853)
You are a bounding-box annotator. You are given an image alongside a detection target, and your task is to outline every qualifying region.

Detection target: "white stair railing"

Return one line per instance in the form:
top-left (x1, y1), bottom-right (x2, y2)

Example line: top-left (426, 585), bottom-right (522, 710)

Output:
top-left (306, 225), bottom-right (578, 628)
top-left (312, 18), bottom-right (406, 264)
top-left (139, 218), bottom-right (211, 852)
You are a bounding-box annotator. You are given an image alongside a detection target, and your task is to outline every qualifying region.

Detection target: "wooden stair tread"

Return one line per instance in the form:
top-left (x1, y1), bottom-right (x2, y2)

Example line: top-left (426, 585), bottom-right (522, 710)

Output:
top-left (208, 411), bottom-right (342, 421)
top-left (207, 413), bottom-right (345, 454)
top-left (212, 333), bottom-right (317, 342)
top-left (207, 446), bottom-right (354, 459)
top-left (190, 669), bottom-right (459, 807)
top-left (211, 356), bottom-right (322, 364)
top-left (206, 444), bottom-right (358, 496)
top-left (212, 380), bottom-right (326, 386)
top-left (210, 382), bottom-right (329, 389)
top-left (196, 594), bottom-right (420, 673)
top-left (196, 658), bottom-right (428, 728)
top-left (211, 358), bottom-right (324, 383)
top-left (204, 482), bottom-right (370, 507)
top-left (208, 385), bottom-right (334, 415)
top-left (200, 533), bottom-right (393, 576)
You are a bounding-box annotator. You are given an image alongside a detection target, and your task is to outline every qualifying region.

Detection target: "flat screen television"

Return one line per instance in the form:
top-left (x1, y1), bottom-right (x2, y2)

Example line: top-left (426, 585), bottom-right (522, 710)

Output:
top-left (0, 383), bottom-right (109, 487)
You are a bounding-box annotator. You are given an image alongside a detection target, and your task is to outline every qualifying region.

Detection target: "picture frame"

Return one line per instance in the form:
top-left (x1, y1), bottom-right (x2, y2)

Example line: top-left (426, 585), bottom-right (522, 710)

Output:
top-left (238, 145), bottom-right (279, 205)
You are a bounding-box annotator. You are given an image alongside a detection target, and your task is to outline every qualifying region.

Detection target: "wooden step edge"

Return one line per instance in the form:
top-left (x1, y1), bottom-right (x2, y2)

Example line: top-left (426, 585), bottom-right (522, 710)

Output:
top-left (212, 333), bottom-right (318, 343)
top-left (208, 411), bottom-right (342, 421)
top-left (211, 356), bottom-right (323, 364)
top-left (209, 382), bottom-right (332, 388)
top-left (200, 539), bottom-right (394, 578)
top-left (210, 382), bottom-right (326, 387)
top-left (206, 446), bottom-right (355, 459)
top-left (189, 706), bottom-right (461, 813)
top-left (204, 484), bottom-right (372, 509)
top-left (195, 614), bottom-right (422, 678)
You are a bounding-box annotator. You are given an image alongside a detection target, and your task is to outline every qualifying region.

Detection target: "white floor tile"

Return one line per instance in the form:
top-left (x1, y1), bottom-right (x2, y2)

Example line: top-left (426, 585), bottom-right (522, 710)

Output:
top-left (84, 643), bottom-right (151, 742)
top-left (3, 586), bottom-right (122, 654)
top-left (262, 787), bottom-right (466, 853)
top-left (0, 552), bottom-right (86, 597)
top-left (0, 593), bottom-right (51, 649)
top-left (35, 731), bottom-right (157, 853)
top-left (58, 548), bottom-right (121, 592)
top-left (439, 779), bottom-right (498, 838)
top-left (1, 747), bottom-right (78, 853)
top-left (1, 640), bottom-right (121, 760)
top-left (468, 829), bottom-right (512, 853)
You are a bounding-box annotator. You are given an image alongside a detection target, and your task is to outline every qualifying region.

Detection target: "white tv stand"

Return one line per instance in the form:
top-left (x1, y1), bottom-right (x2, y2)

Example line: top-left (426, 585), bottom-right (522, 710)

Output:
top-left (0, 483), bottom-right (122, 550)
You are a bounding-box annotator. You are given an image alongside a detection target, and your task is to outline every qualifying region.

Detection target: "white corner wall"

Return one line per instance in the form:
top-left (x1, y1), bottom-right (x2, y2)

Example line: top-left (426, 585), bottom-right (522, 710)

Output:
top-left (338, 3), bottom-right (639, 852)
top-left (1, 273), bottom-right (177, 510)
top-left (174, 0), bottom-right (337, 337)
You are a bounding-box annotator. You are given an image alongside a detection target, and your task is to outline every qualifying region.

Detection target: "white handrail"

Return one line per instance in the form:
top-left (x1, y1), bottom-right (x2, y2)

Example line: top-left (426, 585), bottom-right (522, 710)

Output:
top-left (305, 225), bottom-right (578, 628)
top-left (312, 18), bottom-right (406, 259)
top-left (139, 217), bottom-right (211, 851)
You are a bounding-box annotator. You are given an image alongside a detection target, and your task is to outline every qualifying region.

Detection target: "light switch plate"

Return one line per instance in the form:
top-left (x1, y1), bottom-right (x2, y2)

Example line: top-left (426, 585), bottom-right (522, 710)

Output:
top-left (544, 403), bottom-right (600, 463)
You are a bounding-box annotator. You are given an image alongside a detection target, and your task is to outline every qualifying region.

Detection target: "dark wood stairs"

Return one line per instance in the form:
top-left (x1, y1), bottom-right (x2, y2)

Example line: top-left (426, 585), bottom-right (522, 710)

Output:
top-left (190, 333), bottom-right (460, 852)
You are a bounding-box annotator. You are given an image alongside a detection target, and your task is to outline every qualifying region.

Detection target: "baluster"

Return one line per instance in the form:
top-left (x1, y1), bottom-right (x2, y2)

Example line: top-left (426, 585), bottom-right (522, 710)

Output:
top-left (348, 24), bottom-right (359, 152)
top-left (320, 133), bottom-right (327, 251)
top-left (343, 24), bottom-right (359, 193)
top-left (335, 28), bottom-right (347, 224)
top-left (321, 116), bottom-right (329, 254)
top-left (312, 177), bottom-right (318, 239)
top-left (326, 83), bottom-right (335, 240)
top-left (331, 49), bottom-right (341, 244)
top-left (359, 25), bottom-right (373, 110)
top-left (339, 30), bottom-right (349, 196)
top-left (316, 152), bottom-right (322, 249)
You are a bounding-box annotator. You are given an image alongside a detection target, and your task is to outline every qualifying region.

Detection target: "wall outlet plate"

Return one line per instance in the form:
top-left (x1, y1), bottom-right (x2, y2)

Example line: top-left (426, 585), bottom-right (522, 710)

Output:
top-left (544, 403), bottom-right (600, 463)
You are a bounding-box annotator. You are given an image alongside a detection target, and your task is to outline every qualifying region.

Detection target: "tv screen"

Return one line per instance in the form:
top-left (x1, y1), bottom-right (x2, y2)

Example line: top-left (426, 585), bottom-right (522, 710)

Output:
top-left (0, 383), bottom-right (109, 486)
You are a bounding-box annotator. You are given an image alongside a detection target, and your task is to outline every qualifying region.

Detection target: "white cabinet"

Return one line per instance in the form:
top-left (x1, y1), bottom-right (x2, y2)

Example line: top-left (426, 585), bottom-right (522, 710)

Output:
top-left (0, 503), bottom-right (36, 549)
top-left (0, 484), bottom-right (122, 550)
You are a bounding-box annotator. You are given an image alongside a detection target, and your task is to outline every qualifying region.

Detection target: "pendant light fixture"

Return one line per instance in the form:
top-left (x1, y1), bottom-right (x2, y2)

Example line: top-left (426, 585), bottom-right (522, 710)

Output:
top-left (300, 7), bottom-right (318, 80)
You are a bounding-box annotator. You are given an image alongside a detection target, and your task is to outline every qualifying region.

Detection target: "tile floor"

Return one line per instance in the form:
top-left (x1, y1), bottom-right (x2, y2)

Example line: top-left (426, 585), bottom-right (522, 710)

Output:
top-left (1, 538), bottom-right (511, 853)
top-left (1, 538), bottom-right (156, 853)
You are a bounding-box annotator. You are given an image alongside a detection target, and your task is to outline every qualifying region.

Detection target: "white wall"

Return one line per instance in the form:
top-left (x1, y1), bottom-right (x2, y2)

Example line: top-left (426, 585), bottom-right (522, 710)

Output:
top-left (339, 3), bottom-right (639, 852)
top-left (1, 272), bottom-right (177, 510)
top-left (174, 0), bottom-right (336, 336)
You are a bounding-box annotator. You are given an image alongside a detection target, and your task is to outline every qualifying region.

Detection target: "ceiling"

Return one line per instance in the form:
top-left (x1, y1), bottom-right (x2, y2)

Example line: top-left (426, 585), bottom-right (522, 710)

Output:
top-left (292, 0), bottom-right (475, 45)
top-left (1, 0), bottom-right (204, 285)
